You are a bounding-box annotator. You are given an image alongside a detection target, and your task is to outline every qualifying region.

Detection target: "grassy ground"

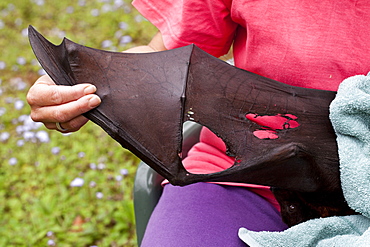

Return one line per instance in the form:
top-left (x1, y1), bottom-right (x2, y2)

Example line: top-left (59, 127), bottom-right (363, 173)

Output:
top-left (0, 0), bottom-right (157, 246)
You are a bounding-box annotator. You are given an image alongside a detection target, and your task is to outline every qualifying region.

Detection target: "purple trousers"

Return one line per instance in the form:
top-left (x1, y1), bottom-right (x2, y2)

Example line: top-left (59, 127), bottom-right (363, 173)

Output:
top-left (141, 182), bottom-right (288, 247)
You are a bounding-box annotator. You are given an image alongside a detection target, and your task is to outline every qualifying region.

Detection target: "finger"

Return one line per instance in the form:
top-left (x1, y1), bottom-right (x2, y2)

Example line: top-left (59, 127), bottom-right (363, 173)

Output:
top-left (27, 76), bottom-right (97, 107)
top-left (66, 116), bottom-right (90, 132)
top-left (45, 115), bottom-right (89, 133)
top-left (31, 94), bottom-right (101, 123)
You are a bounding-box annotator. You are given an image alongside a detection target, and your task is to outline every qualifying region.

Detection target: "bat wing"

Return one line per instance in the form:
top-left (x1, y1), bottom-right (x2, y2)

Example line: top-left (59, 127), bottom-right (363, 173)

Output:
top-left (28, 26), bottom-right (339, 192)
top-left (28, 25), bottom-right (190, 181)
top-left (184, 49), bottom-right (339, 192)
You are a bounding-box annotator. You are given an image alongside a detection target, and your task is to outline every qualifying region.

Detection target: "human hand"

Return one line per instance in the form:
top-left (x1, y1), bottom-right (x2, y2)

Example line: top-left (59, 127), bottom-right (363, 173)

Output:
top-left (27, 75), bottom-right (101, 132)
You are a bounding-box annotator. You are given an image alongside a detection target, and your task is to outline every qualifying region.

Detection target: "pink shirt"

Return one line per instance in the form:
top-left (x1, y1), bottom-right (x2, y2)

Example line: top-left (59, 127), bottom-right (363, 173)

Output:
top-left (133, 0), bottom-right (370, 209)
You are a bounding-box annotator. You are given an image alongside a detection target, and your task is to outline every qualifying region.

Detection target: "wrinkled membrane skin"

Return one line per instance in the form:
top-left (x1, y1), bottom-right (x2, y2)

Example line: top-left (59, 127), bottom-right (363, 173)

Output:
top-left (28, 25), bottom-right (355, 226)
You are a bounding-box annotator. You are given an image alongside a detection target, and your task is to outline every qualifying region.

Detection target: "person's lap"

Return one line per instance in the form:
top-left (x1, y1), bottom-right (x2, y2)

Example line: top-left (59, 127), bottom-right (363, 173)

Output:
top-left (141, 182), bottom-right (288, 247)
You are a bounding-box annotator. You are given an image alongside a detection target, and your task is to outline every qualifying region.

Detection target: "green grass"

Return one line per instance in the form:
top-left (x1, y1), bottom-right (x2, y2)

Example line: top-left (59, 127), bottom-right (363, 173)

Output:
top-left (0, 0), bottom-right (157, 246)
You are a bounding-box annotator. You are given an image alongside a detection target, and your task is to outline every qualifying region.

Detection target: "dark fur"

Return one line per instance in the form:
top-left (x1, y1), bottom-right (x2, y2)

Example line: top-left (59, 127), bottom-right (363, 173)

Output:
top-left (272, 187), bottom-right (357, 227)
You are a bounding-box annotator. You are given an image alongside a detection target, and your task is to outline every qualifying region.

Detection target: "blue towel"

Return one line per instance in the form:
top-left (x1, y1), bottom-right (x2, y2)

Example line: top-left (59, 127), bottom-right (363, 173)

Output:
top-left (239, 73), bottom-right (370, 247)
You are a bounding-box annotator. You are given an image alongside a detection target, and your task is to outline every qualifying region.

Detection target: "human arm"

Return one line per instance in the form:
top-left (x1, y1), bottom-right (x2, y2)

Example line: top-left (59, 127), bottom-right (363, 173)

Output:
top-left (26, 32), bottom-right (167, 132)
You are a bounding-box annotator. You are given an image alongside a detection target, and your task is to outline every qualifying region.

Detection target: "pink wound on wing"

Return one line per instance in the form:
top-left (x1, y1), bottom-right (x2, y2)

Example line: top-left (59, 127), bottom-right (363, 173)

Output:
top-left (246, 113), bottom-right (300, 139)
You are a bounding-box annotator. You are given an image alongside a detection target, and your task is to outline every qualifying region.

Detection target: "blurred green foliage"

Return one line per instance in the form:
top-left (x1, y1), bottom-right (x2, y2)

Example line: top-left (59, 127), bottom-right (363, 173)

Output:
top-left (0, 0), bottom-right (157, 246)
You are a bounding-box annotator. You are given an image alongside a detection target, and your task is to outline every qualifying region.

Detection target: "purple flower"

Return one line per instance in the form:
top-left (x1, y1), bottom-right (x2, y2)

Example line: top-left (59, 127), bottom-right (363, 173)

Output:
top-left (101, 4), bottom-right (113, 13)
top-left (91, 9), bottom-right (99, 17)
top-left (0, 61), bottom-right (6, 70)
top-left (18, 114), bottom-right (29, 123)
top-left (135, 15), bottom-right (145, 22)
top-left (14, 99), bottom-right (24, 110)
top-left (36, 130), bottom-right (50, 143)
top-left (17, 139), bottom-right (25, 146)
top-left (38, 69), bottom-right (46, 75)
top-left (16, 125), bottom-right (25, 134)
top-left (15, 79), bottom-right (27, 90)
top-left (120, 35), bottom-right (132, 45)
top-left (9, 157), bottom-right (17, 166)
top-left (78, 152), bottom-right (85, 158)
top-left (114, 0), bottom-right (124, 7)
top-left (66, 6), bottom-right (74, 14)
top-left (47, 239), bottom-right (55, 246)
top-left (51, 147), bottom-right (60, 155)
top-left (70, 177), bottom-right (84, 187)
top-left (78, 0), bottom-right (86, 6)
top-left (120, 168), bottom-right (129, 176)
top-left (0, 132), bottom-right (10, 142)
top-left (101, 40), bottom-right (113, 48)
top-left (17, 57), bottom-right (26, 66)
top-left (23, 131), bottom-right (35, 141)
top-left (21, 28), bottom-right (28, 37)
top-left (97, 163), bottom-right (106, 170)
top-left (33, 0), bottom-right (45, 6)
top-left (96, 192), bottom-right (104, 199)
top-left (89, 163), bottom-right (97, 170)
top-left (89, 181), bottom-right (97, 188)
top-left (119, 22), bottom-right (128, 30)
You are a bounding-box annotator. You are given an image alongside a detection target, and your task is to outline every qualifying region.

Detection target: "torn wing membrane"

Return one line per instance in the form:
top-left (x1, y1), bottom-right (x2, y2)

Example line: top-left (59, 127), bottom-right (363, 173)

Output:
top-left (180, 121), bottom-right (237, 174)
top-left (246, 113), bottom-right (300, 139)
